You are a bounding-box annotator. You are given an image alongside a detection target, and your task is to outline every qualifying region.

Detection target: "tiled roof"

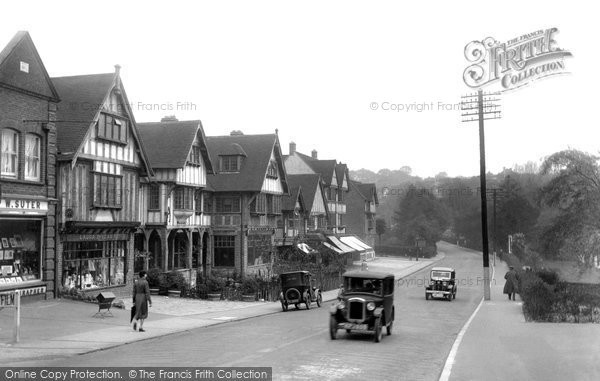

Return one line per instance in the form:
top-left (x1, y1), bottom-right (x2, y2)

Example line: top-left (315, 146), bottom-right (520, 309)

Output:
top-left (283, 184), bottom-right (302, 211)
top-left (138, 120), bottom-right (214, 172)
top-left (336, 163), bottom-right (348, 187)
top-left (350, 180), bottom-right (378, 204)
top-left (206, 134), bottom-right (288, 193)
top-left (52, 73), bottom-right (116, 154)
top-left (286, 174), bottom-right (322, 212)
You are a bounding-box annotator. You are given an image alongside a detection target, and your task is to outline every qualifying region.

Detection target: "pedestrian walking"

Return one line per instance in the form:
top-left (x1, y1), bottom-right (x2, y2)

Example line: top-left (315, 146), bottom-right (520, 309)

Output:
top-left (503, 266), bottom-right (519, 301)
top-left (132, 270), bottom-right (152, 332)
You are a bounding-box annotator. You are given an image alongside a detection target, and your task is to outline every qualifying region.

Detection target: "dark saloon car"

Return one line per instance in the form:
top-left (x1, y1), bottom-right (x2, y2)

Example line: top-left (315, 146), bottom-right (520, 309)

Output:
top-left (425, 267), bottom-right (457, 301)
top-left (329, 271), bottom-right (395, 343)
top-left (279, 271), bottom-right (322, 311)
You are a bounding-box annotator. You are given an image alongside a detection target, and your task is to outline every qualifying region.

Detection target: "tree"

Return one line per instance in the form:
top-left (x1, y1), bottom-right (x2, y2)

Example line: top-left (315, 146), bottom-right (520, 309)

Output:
top-left (393, 185), bottom-right (449, 246)
top-left (375, 218), bottom-right (387, 245)
top-left (539, 149), bottom-right (600, 267)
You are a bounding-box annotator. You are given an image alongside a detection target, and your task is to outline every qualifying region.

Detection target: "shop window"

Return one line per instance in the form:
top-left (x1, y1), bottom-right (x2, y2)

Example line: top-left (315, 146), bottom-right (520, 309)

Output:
top-left (247, 234), bottom-right (271, 266)
top-left (62, 240), bottom-right (126, 290)
top-left (214, 235), bottom-right (235, 267)
top-left (1, 129), bottom-right (19, 178)
top-left (92, 173), bottom-right (123, 208)
top-left (25, 134), bottom-right (41, 181)
top-left (0, 219), bottom-right (41, 284)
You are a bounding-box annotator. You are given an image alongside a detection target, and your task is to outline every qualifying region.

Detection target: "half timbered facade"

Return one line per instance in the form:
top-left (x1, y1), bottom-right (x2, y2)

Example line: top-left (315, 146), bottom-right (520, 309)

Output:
top-left (137, 118), bottom-right (214, 279)
top-left (52, 66), bottom-right (153, 294)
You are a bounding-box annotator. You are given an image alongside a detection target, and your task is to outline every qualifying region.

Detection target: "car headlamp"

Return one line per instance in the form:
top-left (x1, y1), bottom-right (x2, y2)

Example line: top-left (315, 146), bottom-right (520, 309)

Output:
top-left (429, 280), bottom-right (435, 286)
top-left (367, 302), bottom-right (376, 311)
top-left (337, 301), bottom-right (346, 309)
top-left (443, 281), bottom-right (448, 287)
top-left (447, 284), bottom-right (453, 288)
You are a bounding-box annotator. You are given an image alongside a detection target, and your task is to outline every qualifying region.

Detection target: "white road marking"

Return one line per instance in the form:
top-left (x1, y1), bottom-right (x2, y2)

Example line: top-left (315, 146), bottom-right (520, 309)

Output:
top-left (212, 316), bottom-right (235, 320)
top-left (439, 264), bottom-right (495, 381)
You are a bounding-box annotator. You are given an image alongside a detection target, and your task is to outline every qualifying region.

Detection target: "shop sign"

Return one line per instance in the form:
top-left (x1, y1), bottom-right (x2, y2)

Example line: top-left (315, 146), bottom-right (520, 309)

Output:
top-left (0, 286), bottom-right (46, 299)
top-left (65, 233), bottom-right (129, 242)
top-left (0, 197), bottom-right (48, 214)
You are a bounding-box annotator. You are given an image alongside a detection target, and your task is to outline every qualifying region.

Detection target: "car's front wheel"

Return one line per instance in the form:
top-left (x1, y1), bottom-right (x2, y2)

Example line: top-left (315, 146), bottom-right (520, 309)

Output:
top-left (374, 317), bottom-right (383, 343)
top-left (329, 317), bottom-right (337, 340)
top-left (316, 292), bottom-right (322, 307)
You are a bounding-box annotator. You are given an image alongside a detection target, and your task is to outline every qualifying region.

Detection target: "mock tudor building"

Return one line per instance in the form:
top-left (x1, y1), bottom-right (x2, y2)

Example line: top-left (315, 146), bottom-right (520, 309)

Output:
top-left (136, 118), bottom-right (214, 279)
top-left (346, 180), bottom-right (379, 246)
top-left (0, 31), bottom-right (60, 300)
top-left (52, 66), bottom-right (154, 294)
top-left (284, 142), bottom-right (349, 234)
top-left (206, 132), bottom-right (288, 278)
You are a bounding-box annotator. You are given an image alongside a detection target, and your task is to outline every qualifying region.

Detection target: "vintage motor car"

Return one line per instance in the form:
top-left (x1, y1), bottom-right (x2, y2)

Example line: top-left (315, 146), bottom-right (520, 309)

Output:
top-left (279, 271), bottom-right (322, 311)
top-left (329, 271), bottom-right (395, 343)
top-left (425, 266), bottom-right (457, 301)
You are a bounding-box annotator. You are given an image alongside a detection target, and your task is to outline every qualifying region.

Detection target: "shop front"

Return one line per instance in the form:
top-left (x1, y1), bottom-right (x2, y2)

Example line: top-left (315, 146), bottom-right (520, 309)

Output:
top-left (58, 222), bottom-right (137, 297)
top-left (0, 198), bottom-right (51, 302)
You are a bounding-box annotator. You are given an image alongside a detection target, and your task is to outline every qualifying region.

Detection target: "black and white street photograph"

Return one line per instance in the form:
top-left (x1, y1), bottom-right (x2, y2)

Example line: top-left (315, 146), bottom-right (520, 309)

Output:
top-left (1, 1), bottom-right (599, 380)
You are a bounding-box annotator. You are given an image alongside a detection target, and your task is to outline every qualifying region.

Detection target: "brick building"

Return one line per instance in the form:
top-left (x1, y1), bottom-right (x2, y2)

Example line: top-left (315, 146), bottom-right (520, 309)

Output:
top-left (0, 31), bottom-right (60, 300)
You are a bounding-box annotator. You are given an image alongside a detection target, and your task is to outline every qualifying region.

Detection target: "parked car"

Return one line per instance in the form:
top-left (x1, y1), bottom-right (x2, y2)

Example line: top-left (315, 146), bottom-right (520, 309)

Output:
top-left (329, 271), bottom-right (395, 343)
top-left (425, 266), bottom-right (457, 301)
top-left (279, 271), bottom-right (322, 311)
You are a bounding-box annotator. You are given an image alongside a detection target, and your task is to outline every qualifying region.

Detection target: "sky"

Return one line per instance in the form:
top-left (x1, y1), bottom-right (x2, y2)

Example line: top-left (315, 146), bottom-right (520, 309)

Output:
top-left (1, 0), bottom-right (597, 178)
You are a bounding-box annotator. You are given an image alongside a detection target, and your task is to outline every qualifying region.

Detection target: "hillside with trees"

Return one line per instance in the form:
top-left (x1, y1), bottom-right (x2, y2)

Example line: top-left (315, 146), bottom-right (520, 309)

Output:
top-left (352, 150), bottom-right (600, 270)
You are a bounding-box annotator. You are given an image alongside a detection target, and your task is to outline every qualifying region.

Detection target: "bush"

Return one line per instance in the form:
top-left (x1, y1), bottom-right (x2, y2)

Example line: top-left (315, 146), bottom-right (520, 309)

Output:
top-left (147, 268), bottom-right (162, 288)
top-left (206, 276), bottom-right (226, 292)
top-left (521, 278), bottom-right (555, 321)
top-left (535, 268), bottom-right (560, 286)
top-left (240, 277), bottom-right (259, 295)
top-left (167, 271), bottom-right (187, 290)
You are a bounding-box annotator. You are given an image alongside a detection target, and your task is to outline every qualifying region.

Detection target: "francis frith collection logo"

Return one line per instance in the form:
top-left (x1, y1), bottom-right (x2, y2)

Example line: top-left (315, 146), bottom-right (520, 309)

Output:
top-left (463, 27), bottom-right (572, 91)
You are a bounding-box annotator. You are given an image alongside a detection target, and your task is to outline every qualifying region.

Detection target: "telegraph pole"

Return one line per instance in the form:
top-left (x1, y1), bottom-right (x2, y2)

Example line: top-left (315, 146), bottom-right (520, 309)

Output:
top-left (461, 89), bottom-right (501, 300)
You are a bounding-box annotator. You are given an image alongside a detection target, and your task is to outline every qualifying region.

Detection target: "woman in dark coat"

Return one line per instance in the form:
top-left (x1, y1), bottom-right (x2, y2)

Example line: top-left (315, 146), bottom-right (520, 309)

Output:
top-left (132, 270), bottom-right (152, 332)
top-left (503, 266), bottom-right (519, 301)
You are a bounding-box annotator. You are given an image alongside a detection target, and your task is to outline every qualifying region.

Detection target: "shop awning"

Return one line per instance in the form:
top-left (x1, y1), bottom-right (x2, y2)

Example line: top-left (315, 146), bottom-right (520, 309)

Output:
top-left (340, 236), bottom-right (373, 251)
top-left (322, 242), bottom-right (344, 254)
top-left (339, 236), bottom-right (366, 252)
top-left (326, 236), bottom-right (356, 254)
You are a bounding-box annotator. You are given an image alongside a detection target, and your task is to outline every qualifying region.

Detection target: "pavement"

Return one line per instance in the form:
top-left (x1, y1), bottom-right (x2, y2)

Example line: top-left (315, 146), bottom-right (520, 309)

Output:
top-left (0, 254), bottom-right (440, 365)
top-left (445, 257), bottom-right (600, 381)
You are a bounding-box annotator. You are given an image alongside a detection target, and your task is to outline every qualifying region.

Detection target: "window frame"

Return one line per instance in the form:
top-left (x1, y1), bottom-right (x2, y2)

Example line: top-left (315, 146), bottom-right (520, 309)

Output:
top-left (148, 184), bottom-right (160, 210)
top-left (24, 133), bottom-right (41, 181)
top-left (1, 128), bottom-right (19, 178)
top-left (92, 172), bottom-right (123, 209)
top-left (173, 187), bottom-right (194, 210)
top-left (96, 113), bottom-right (128, 145)
top-left (220, 155), bottom-right (240, 172)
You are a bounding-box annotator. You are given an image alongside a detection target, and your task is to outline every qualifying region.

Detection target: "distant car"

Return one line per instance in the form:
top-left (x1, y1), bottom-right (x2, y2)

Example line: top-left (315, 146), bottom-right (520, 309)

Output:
top-left (329, 271), bottom-right (395, 343)
top-left (425, 267), bottom-right (456, 301)
top-left (279, 271), bottom-right (322, 311)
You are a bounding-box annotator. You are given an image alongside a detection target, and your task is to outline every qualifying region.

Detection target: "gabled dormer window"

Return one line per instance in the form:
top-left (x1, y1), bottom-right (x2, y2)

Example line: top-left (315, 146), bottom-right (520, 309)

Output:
top-left (189, 145), bottom-right (202, 166)
top-left (97, 113), bottom-right (128, 144)
top-left (220, 155), bottom-right (240, 172)
top-left (266, 161), bottom-right (278, 179)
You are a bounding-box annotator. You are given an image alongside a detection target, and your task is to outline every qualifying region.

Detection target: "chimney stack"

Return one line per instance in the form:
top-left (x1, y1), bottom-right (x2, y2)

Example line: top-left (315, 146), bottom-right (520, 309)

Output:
top-left (161, 115), bottom-right (178, 122)
top-left (289, 142), bottom-right (296, 155)
top-left (311, 149), bottom-right (318, 159)
top-left (114, 64), bottom-right (121, 74)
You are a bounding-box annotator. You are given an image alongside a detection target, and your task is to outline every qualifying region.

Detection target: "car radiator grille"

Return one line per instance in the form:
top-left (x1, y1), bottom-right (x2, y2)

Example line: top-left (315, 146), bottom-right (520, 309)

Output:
top-left (349, 300), bottom-right (365, 320)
